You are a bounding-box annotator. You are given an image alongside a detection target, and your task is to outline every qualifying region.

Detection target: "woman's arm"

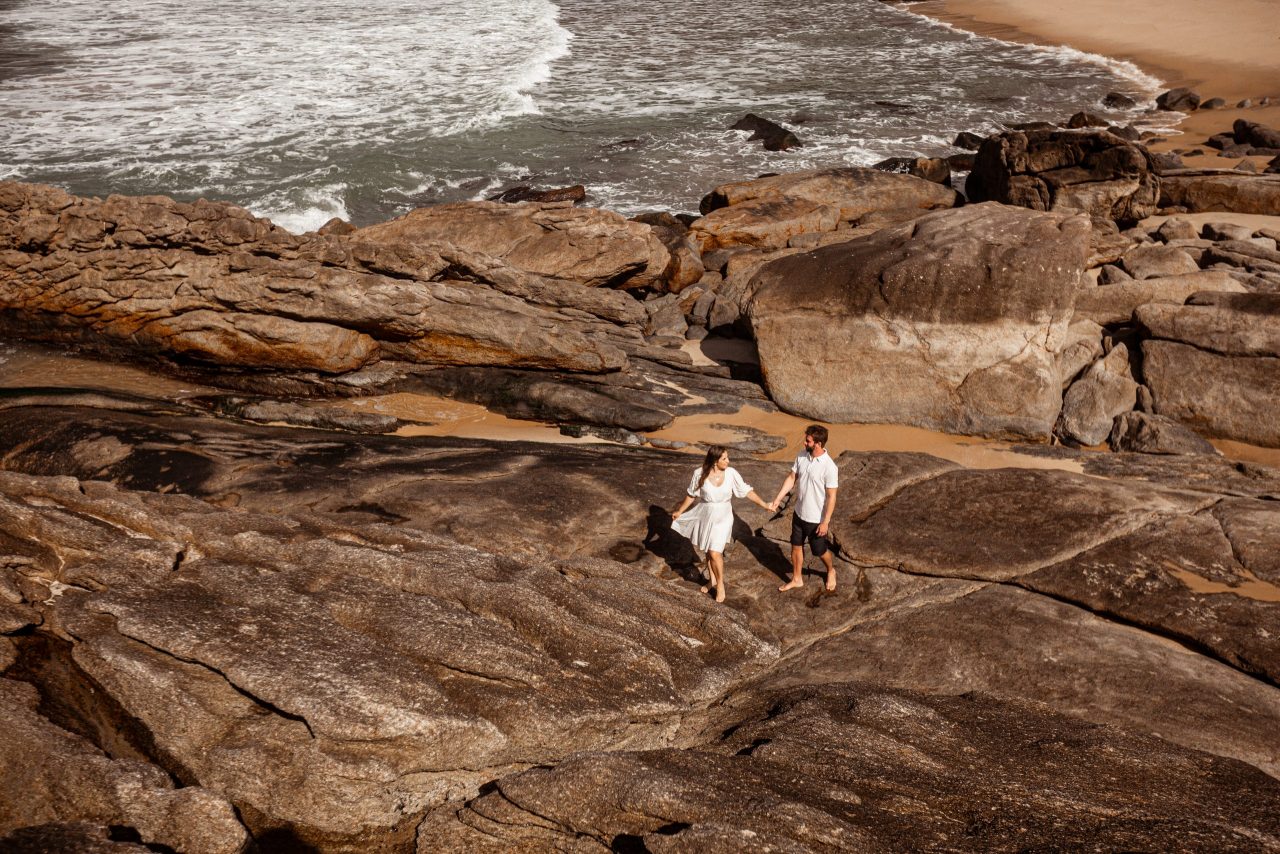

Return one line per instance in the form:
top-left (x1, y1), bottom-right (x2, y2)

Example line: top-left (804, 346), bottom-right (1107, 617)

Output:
top-left (671, 494), bottom-right (696, 520)
top-left (744, 489), bottom-right (771, 511)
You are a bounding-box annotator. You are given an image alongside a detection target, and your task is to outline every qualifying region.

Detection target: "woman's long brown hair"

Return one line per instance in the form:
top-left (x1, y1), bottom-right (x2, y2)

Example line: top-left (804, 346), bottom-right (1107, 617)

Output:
top-left (697, 445), bottom-right (729, 490)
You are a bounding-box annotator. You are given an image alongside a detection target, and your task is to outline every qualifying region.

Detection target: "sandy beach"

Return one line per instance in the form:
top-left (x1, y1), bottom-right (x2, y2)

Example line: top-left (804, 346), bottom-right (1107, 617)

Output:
top-left (915, 0), bottom-right (1280, 164)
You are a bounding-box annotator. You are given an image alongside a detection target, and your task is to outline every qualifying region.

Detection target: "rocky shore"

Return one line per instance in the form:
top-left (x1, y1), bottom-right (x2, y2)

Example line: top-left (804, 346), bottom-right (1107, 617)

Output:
top-left (3, 82), bottom-right (1280, 851)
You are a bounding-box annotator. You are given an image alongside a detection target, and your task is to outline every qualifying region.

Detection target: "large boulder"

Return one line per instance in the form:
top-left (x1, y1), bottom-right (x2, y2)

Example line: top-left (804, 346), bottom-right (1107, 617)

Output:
top-left (966, 129), bottom-right (1161, 223)
top-left (1109, 411), bottom-right (1219, 455)
top-left (688, 196), bottom-right (839, 253)
top-left (1138, 293), bottom-right (1280, 446)
top-left (0, 182), bottom-right (636, 376)
top-left (1158, 169), bottom-right (1280, 214)
top-left (697, 166), bottom-right (959, 220)
top-left (356, 200), bottom-right (669, 289)
top-left (747, 203), bottom-right (1091, 437)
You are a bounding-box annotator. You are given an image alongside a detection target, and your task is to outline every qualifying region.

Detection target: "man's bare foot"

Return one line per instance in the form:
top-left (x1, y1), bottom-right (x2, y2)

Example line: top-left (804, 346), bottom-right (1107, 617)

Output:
top-left (825, 571), bottom-right (837, 592)
top-left (714, 584), bottom-right (726, 603)
top-left (778, 578), bottom-right (804, 592)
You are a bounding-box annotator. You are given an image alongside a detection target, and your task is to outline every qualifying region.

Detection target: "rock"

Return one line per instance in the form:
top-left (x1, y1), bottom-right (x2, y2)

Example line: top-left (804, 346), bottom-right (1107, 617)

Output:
top-left (1057, 319), bottom-right (1105, 387)
top-left (871, 155), bottom-right (951, 186)
top-left (787, 227), bottom-right (877, 250)
top-left (488, 184), bottom-right (587, 204)
top-left (1233, 118), bottom-right (1280, 149)
top-left (1138, 294), bottom-right (1280, 446)
top-left (1158, 169), bottom-right (1280, 215)
top-left (643, 293), bottom-right (689, 338)
top-left (1066, 110), bottom-right (1109, 128)
top-left (1156, 87), bottom-right (1201, 111)
top-left (415, 682), bottom-right (1280, 852)
top-left (1205, 239), bottom-right (1280, 275)
top-left (1150, 152), bottom-right (1186, 173)
top-left (206, 397), bottom-right (400, 433)
top-left (0, 470), bottom-right (777, 851)
top-left (747, 203), bottom-right (1090, 437)
top-left (946, 151), bottom-right (975, 171)
top-left (952, 130), bottom-right (986, 150)
top-left (1097, 263), bottom-right (1132, 284)
top-left (1238, 98), bottom-right (1254, 108)
top-left (1207, 132), bottom-right (1237, 151)
top-left (1121, 243), bottom-right (1201, 279)
top-left (0, 182), bottom-right (640, 377)
top-left (643, 219), bottom-right (704, 293)
top-left (966, 129), bottom-right (1160, 223)
top-left (1109, 411), bottom-right (1219, 454)
top-left (729, 113), bottom-right (802, 151)
top-left (1156, 217), bottom-right (1199, 242)
top-left (1103, 92), bottom-right (1138, 109)
top-left (688, 196), bottom-right (839, 253)
top-left (1088, 218), bottom-right (1136, 266)
top-left (1238, 159), bottom-right (1260, 173)
top-left (0, 678), bottom-right (249, 854)
top-left (1108, 124), bottom-right (1142, 142)
top-left (1072, 271), bottom-right (1247, 326)
top-left (357, 199), bottom-right (669, 289)
top-left (1058, 343), bottom-right (1139, 445)
top-left (698, 166), bottom-right (959, 222)
top-left (0, 823), bottom-right (156, 853)
top-left (1201, 97), bottom-right (1227, 110)
top-left (315, 217), bottom-right (356, 236)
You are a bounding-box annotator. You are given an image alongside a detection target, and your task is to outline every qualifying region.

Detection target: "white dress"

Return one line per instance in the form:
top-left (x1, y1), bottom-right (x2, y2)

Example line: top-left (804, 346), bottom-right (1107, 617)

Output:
top-left (671, 466), bottom-right (753, 553)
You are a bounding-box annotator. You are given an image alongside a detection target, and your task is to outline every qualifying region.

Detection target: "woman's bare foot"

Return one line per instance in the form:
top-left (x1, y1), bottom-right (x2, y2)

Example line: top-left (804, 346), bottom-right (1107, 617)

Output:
top-left (825, 571), bottom-right (837, 592)
top-left (778, 578), bottom-right (804, 592)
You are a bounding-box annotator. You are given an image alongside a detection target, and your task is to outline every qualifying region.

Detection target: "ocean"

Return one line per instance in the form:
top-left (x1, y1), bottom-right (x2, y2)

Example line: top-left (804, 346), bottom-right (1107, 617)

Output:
top-left (0, 0), bottom-right (1166, 232)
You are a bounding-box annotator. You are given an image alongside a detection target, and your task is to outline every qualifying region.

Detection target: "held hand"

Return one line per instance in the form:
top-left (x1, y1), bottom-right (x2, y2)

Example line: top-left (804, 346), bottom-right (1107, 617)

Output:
top-left (671, 510), bottom-right (683, 521)
top-left (817, 521), bottom-right (829, 537)
top-left (766, 500), bottom-right (777, 513)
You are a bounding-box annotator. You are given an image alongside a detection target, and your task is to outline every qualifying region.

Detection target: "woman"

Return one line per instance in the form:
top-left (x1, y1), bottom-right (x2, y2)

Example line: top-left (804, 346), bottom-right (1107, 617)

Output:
top-left (670, 446), bottom-right (771, 603)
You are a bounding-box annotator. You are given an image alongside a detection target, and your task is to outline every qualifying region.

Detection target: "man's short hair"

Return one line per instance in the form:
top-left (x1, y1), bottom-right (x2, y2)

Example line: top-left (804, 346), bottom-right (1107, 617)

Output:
top-left (805, 424), bottom-right (829, 447)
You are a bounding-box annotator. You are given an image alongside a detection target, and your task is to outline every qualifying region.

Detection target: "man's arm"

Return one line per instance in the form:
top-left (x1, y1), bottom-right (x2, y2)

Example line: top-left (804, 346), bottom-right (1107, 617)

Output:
top-left (770, 472), bottom-right (797, 510)
top-left (817, 486), bottom-right (838, 537)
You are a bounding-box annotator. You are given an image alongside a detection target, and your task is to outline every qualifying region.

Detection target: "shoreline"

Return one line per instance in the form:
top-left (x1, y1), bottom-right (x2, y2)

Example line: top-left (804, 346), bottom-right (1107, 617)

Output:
top-left (911, 0), bottom-right (1280, 166)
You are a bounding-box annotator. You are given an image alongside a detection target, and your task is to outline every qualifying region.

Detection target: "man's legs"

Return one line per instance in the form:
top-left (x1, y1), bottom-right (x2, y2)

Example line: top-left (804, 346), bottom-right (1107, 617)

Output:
top-left (779, 543), bottom-right (805, 591)
top-left (819, 549), bottom-right (836, 591)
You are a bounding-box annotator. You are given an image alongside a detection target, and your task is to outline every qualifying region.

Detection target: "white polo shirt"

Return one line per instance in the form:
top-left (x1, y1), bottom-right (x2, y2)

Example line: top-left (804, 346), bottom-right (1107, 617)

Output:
top-left (792, 450), bottom-right (838, 523)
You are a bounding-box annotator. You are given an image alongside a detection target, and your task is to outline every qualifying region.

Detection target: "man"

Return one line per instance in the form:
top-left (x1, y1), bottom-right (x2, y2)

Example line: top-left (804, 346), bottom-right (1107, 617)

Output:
top-left (769, 424), bottom-right (839, 592)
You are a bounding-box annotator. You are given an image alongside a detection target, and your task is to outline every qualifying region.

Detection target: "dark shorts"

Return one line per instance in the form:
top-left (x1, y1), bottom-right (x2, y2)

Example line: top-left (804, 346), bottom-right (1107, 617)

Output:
top-left (790, 515), bottom-right (829, 556)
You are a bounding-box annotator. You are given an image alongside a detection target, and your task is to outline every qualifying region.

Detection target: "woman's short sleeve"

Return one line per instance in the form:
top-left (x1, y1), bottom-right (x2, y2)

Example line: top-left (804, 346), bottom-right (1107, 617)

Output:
top-left (729, 468), bottom-right (752, 498)
top-left (687, 466), bottom-right (703, 497)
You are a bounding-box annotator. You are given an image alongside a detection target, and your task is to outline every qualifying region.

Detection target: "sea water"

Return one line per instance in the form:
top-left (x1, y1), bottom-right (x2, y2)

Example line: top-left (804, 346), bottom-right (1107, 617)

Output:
top-left (0, 0), bottom-right (1164, 231)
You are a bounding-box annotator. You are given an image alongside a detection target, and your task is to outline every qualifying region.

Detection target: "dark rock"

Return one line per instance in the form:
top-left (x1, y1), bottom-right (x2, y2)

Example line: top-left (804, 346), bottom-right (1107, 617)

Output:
top-left (747, 203), bottom-right (1090, 437)
top-left (315, 217), bottom-right (356, 236)
top-left (952, 130), bottom-right (986, 150)
top-left (729, 113), bottom-right (802, 152)
top-left (945, 151), bottom-right (975, 171)
top-left (1150, 151), bottom-right (1186, 173)
top-left (1201, 97), bottom-right (1227, 110)
top-left (1103, 92), bottom-right (1138, 109)
top-left (1237, 99), bottom-right (1253, 108)
top-left (1066, 110), bottom-right (1110, 128)
top-left (1156, 87), bottom-right (1201, 111)
top-left (1234, 118), bottom-right (1280, 149)
top-left (1109, 410), bottom-right (1219, 454)
top-left (871, 155), bottom-right (951, 186)
top-left (1107, 123), bottom-right (1142, 141)
top-left (1098, 263), bottom-right (1132, 283)
top-left (1006, 120), bottom-right (1059, 131)
top-left (966, 129), bottom-right (1160, 223)
top-left (488, 184), bottom-right (587, 204)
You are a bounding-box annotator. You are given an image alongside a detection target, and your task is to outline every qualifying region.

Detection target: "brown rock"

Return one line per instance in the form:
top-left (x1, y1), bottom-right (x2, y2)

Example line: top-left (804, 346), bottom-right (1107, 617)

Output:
top-left (966, 129), bottom-right (1161, 223)
top-left (688, 195), bottom-right (839, 253)
top-left (1158, 169), bottom-right (1280, 214)
top-left (747, 203), bottom-right (1090, 438)
top-left (1109, 410), bottom-right (1219, 455)
top-left (1121, 242), bottom-right (1201, 279)
top-left (1071, 271), bottom-right (1246, 326)
top-left (698, 166), bottom-right (959, 221)
top-left (1057, 343), bottom-right (1139, 445)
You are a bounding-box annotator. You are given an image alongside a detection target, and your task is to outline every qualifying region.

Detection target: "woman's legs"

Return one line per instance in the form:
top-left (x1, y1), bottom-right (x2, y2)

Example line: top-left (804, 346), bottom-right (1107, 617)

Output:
top-left (707, 550), bottom-right (726, 602)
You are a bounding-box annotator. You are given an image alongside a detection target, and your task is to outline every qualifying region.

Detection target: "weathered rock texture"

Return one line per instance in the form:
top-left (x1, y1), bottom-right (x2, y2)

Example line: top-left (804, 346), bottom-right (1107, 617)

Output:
top-left (1057, 343), bottom-right (1138, 446)
top-left (1071, 271), bottom-right (1246, 326)
top-left (356, 199), bottom-right (670, 289)
top-left (2, 396), bottom-right (1279, 851)
top-left (966, 129), bottom-right (1161, 222)
top-left (690, 167), bottom-right (958, 253)
top-left (747, 203), bottom-right (1090, 438)
top-left (0, 182), bottom-right (649, 377)
top-left (1138, 293), bottom-right (1280, 447)
top-left (1109, 411), bottom-right (1219, 455)
top-left (1159, 169), bottom-right (1280, 214)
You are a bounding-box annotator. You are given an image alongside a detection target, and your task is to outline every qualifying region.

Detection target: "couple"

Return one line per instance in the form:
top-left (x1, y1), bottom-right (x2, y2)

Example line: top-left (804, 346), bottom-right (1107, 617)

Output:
top-left (670, 424), bottom-right (839, 603)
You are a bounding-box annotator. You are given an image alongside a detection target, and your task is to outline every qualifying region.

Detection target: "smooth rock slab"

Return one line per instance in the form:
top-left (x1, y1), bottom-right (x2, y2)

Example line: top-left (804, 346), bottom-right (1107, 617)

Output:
top-left (748, 203), bottom-right (1090, 438)
top-left (416, 682), bottom-right (1280, 851)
